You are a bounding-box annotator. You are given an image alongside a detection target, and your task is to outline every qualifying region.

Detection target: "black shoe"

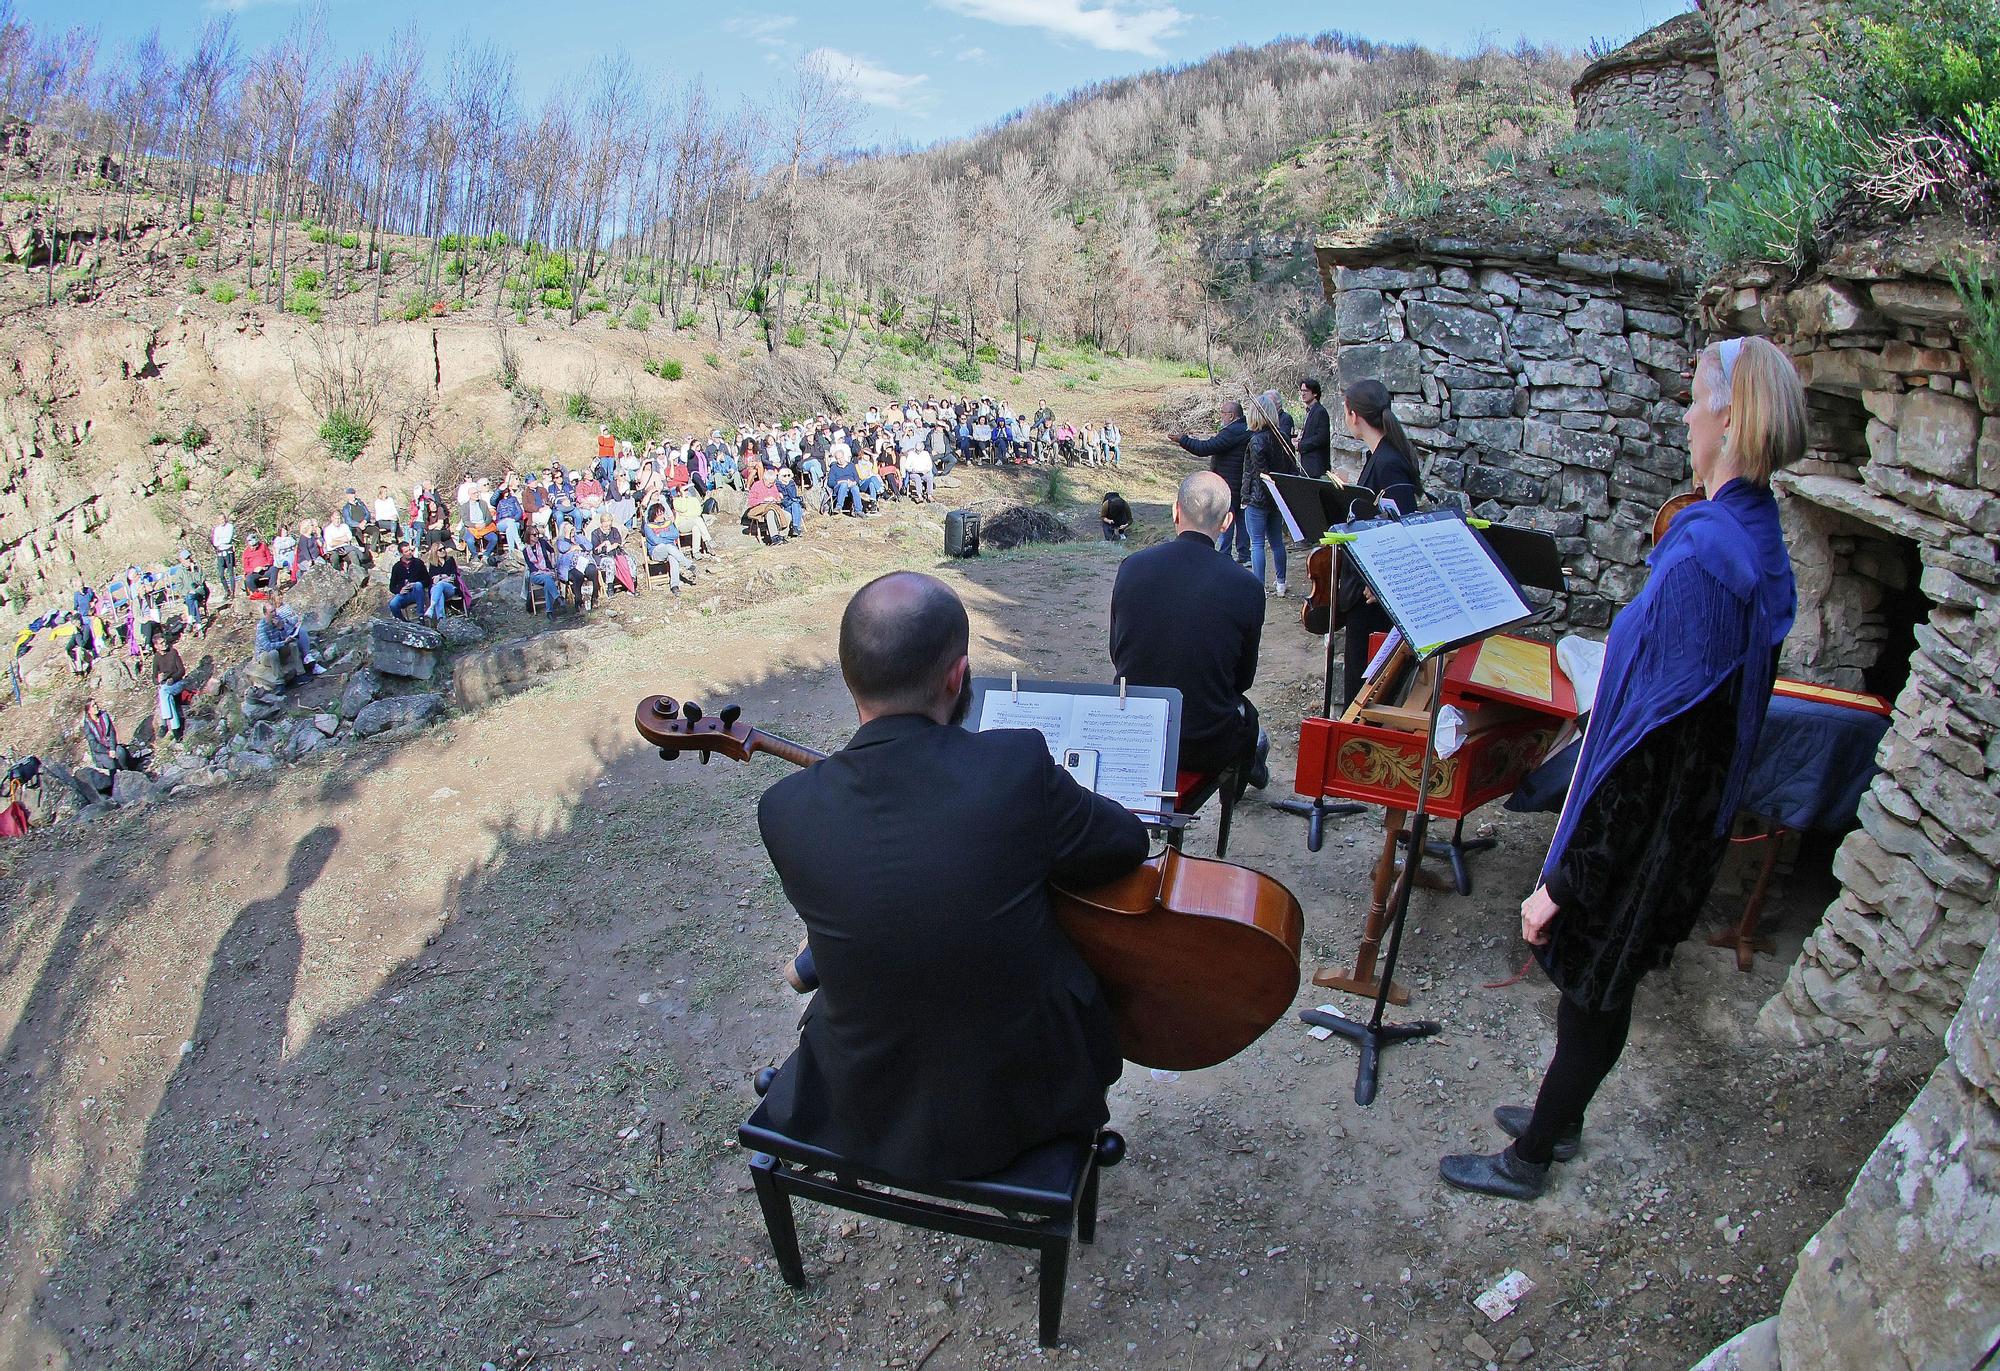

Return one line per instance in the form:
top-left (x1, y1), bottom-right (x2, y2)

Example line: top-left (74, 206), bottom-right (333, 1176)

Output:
top-left (1439, 1144), bottom-right (1549, 1201)
top-left (1246, 731), bottom-right (1271, 790)
top-left (1494, 1105), bottom-right (1580, 1162)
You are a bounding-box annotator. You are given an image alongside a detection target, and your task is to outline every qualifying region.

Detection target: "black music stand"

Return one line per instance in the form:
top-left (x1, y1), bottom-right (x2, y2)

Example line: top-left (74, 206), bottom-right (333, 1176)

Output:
top-left (1264, 474), bottom-right (1381, 847)
top-left (1412, 519), bottom-right (1568, 890)
top-left (1297, 509), bottom-right (1536, 1106)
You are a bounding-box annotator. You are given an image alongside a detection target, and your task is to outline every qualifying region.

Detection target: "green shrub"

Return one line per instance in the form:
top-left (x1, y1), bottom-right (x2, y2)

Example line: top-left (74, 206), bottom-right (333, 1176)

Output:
top-left (532, 254), bottom-right (571, 290)
top-left (975, 343), bottom-right (1000, 363)
top-left (645, 358), bottom-right (684, 381)
top-left (1841, 0), bottom-right (2000, 154)
top-left (445, 253), bottom-right (468, 281)
top-left (1698, 116), bottom-right (1860, 268)
top-left (607, 403), bottom-right (665, 445)
top-left (292, 266), bottom-right (322, 291)
top-left (167, 459), bottom-right (190, 493)
top-left (784, 323), bottom-right (807, 348)
top-left (190, 207), bottom-right (204, 223)
top-left (702, 352), bottom-right (720, 369)
top-left (180, 423), bottom-right (210, 452)
top-left (677, 309), bottom-right (698, 330)
top-left (339, 231), bottom-right (360, 250)
top-left (539, 287), bottom-right (572, 311)
top-left (318, 410), bottom-right (371, 462)
top-left (587, 296), bottom-right (611, 313)
top-left (285, 289), bottom-right (322, 322)
top-left (183, 253), bottom-right (198, 268)
top-left (1949, 255), bottom-right (2000, 408)
top-left (563, 391), bottom-right (595, 422)
top-left (305, 223), bottom-right (331, 245)
top-left (400, 292), bottom-right (436, 321)
top-left (948, 356), bottom-right (981, 385)
top-left (194, 227), bottom-right (214, 248)
top-left (188, 280), bottom-right (205, 296)
top-left (210, 282), bottom-right (239, 305)
top-left (625, 302), bottom-right (651, 332)
top-left (1548, 128), bottom-right (1712, 230)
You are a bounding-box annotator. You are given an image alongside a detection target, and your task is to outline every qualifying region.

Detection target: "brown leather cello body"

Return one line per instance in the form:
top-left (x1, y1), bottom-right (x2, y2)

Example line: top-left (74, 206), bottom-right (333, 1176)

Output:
top-left (634, 694), bottom-right (1304, 1072)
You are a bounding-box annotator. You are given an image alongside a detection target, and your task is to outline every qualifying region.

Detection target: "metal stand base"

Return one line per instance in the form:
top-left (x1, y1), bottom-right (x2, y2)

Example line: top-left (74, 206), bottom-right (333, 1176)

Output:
top-left (1300, 1009), bottom-right (1442, 1107)
top-left (1413, 818), bottom-right (1497, 895)
top-left (1274, 796), bottom-right (1365, 851)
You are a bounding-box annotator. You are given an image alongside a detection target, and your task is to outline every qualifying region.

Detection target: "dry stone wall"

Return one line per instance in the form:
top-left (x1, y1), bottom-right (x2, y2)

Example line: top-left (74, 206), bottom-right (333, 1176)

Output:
top-left (1699, 250), bottom-right (2000, 1046)
top-left (1316, 236), bottom-right (1696, 629)
top-left (1702, 0), bottom-right (1847, 130)
top-left (1572, 11), bottom-right (1723, 140)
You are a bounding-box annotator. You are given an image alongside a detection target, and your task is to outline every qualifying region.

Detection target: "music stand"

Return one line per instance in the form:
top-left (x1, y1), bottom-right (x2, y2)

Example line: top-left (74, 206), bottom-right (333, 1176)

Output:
top-left (1264, 475), bottom-right (1381, 846)
top-left (1297, 508), bottom-right (1536, 1106)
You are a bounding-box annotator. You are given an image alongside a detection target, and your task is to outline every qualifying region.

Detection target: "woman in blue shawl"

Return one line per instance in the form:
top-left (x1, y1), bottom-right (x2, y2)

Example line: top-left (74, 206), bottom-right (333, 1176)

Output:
top-left (1442, 336), bottom-right (1805, 1201)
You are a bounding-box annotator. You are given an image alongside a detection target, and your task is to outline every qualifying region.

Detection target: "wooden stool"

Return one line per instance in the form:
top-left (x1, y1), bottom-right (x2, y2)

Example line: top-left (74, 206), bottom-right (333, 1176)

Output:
top-left (740, 1075), bottom-right (1123, 1347)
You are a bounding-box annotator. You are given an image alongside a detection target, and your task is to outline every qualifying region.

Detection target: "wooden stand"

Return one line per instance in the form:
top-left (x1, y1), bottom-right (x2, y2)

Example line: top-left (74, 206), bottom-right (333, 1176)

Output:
top-left (1709, 817), bottom-right (1784, 972)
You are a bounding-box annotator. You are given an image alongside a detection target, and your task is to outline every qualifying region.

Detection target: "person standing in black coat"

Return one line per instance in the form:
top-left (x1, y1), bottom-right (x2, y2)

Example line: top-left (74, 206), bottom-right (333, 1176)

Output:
top-left (1110, 472), bottom-right (1268, 784)
top-left (757, 572), bottom-right (1149, 1184)
top-left (1337, 379), bottom-right (1425, 704)
top-left (1297, 378), bottom-right (1332, 479)
top-left (1168, 401), bottom-right (1252, 565)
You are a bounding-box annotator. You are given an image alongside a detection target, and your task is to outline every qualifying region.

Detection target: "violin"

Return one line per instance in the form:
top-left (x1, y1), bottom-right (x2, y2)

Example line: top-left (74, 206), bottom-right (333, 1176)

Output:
top-left (1301, 544), bottom-right (1337, 635)
top-left (634, 694), bottom-right (1305, 1072)
top-left (1651, 486), bottom-right (1704, 544)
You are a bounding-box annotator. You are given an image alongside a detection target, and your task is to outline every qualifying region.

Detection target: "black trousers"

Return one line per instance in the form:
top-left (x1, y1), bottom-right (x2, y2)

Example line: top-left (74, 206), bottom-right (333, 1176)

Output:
top-left (1516, 994), bottom-right (1633, 1163)
top-left (1341, 600), bottom-right (1394, 704)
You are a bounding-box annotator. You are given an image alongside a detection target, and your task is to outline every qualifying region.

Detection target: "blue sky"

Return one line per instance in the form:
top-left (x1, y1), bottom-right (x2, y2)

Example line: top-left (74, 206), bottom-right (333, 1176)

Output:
top-left (38, 0), bottom-right (1694, 150)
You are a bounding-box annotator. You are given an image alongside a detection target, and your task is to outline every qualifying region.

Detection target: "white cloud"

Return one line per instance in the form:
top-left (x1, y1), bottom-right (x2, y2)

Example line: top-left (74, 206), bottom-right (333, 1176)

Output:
top-left (723, 13), bottom-right (799, 49)
top-left (955, 46), bottom-right (989, 62)
top-left (809, 46), bottom-right (932, 114)
top-left (933, 0), bottom-right (1186, 56)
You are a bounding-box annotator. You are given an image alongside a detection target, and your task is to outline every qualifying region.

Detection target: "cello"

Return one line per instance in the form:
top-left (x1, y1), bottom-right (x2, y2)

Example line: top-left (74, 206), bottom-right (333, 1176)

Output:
top-left (633, 694), bottom-right (1305, 1072)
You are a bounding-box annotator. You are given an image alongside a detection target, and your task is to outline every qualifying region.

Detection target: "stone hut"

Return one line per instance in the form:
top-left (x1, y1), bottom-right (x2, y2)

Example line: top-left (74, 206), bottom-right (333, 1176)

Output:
top-left (1572, 11), bottom-right (1723, 140)
top-left (1699, 0), bottom-right (1848, 130)
top-left (1699, 238), bottom-right (1999, 1047)
top-left (1315, 231), bottom-right (1697, 630)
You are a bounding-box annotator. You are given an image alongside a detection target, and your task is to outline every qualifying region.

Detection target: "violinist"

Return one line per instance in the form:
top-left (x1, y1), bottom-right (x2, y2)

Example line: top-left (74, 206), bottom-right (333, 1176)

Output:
top-left (1337, 379), bottom-right (1424, 704)
top-left (756, 572), bottom-right (1147, 1183)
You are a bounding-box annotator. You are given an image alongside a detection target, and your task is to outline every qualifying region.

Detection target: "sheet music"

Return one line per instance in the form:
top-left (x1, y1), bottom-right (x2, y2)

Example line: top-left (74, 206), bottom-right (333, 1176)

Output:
top-left (1263, 475), bottom-right (1307, 542)
top-left (975, 689), bottom-right (1170, 813)
top-left (1344, 511), bottom-right (1533, 657)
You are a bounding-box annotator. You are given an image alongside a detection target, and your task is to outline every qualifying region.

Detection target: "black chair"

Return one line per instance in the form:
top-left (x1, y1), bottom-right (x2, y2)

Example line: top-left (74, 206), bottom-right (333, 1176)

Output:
top-left (740, 1070), bottom-right (1124, 1346)
top-left (1167, 762), bottom-right (1240, 858)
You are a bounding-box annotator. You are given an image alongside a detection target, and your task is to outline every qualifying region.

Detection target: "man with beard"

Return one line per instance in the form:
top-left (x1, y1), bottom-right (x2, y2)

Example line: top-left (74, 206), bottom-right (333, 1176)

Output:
top-left (755, 572), bottom-right (1148, 1183)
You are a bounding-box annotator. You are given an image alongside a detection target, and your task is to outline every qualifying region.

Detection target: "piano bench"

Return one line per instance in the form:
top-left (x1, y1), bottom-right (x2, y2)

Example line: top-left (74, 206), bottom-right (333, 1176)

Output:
top-left (740, 1075), bottom-right (1124, 1347)
top-left (1168, 765), bottom-right (1239, 858)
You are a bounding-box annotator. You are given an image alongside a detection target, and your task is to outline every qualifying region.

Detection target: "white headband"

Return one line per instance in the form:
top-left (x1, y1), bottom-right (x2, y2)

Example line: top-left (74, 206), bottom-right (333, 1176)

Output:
top-left (1717, 337), bottom-right (1746, 389)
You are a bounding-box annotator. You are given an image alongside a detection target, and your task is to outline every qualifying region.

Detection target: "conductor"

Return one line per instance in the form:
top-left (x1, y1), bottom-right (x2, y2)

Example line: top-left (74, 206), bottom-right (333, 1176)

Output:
top-left (756, 572), bottom-right (1149, 1183)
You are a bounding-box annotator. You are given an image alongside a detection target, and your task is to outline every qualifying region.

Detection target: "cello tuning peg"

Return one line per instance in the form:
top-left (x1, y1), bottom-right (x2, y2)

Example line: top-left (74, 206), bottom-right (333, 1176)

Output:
top-left (697, 749), bottom-right (711, 765)
top-left (656, 748), bottom-right (677, 762)
top-left (720, 704), bottom-right (742, 727)
top-left (682, 700), bottom-right (703, 723)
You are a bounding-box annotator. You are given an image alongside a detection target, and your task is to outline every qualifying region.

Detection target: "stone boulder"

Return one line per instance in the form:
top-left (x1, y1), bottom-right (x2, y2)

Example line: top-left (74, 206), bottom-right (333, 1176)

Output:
top-left (240, 689), bottom-right (286, 722)
top-left (451, 631), bottom-right (593, 710)
top-left (339, 668), bottom-right (383, 719)
top-left (110, 768), bottom-right (155, 807)
top-left (353, 692), bottom-right (446, 738)
top-left (440, 615), bottom-right (487, 648)
top-left (370, 618), bottom-right (444, 681)
top-left (285, 561), bottom-right (367, 633)
top-left (283, 719), bottom-right (335, 761)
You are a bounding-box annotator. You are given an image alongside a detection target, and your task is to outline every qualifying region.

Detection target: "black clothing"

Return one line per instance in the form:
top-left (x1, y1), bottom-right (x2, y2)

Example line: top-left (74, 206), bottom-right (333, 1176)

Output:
top-left (1177, 419), bottom-right (1250, 500)
top-left (1516, 995), bottom-right (1633, 1164)
top-left (1341, 601), bottom-right (1395, 706)
top-left (757, 714), bottom-right (1147, 1183)
top-left (1336, 438), bottom-right (1426, 703)
top-left (1299, 401), bottom-right (1331, 479)
top-left (1356, 438), bottom-right (1422, 516)
top-left (388, 555), bottom-right (431, 595)
top-left (152, 646), bottom-right (185, 685)
top-left (1110, 530), bottom-right (1265, 774)
top-left (1536, 671), bottom-right (1741, 1011)
top-left (1100, 494), bottom-right (1132, 533)
top-left (1241, 427), bottom-right (1298, 510)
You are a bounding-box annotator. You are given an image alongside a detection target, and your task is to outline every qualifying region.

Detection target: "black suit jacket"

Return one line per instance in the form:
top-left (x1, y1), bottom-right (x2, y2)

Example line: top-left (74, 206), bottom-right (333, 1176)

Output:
top-left (1299, 402), bottom-right (1331, 478)
top-left (1109, 531), bottom-right (1265, 769)
top-left (758, 715), bottom-right (1147, 1183)
top-left (1177, 420), bottom-right (1250, 502)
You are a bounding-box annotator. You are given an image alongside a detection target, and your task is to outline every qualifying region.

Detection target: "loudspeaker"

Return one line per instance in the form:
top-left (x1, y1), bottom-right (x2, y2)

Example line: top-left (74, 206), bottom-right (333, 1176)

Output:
top-left (945, 508), bottom-right (981, 558)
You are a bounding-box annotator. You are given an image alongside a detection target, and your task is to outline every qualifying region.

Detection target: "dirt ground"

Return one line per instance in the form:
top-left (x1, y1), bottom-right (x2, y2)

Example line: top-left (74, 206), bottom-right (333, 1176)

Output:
top-left (0, 437), bottom-right (1935, 1371)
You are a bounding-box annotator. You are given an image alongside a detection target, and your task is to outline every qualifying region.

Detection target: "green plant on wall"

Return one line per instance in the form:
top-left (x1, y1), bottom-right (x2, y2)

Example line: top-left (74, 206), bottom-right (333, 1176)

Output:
top-left (1949, 256), bottom-right (2000, 409)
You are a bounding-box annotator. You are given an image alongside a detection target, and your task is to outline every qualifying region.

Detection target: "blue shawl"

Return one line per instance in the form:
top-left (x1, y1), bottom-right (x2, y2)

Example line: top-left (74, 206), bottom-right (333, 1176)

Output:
top-left (1542, 478), bottom-right (1796, 885)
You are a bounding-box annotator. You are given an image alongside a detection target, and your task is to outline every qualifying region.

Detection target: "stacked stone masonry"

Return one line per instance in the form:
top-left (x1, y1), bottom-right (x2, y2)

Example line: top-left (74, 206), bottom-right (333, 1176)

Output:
top-left (1699, 260), bottom-right (2000, 1048)
top-left (1575, 62), bottom-right (1723, 139)
top-left (1317, 239), bottom-right (1696, 631)
top-left (1702, 0), bottom-right (1847, 130)
top-left (1571, 11), bottom-right (1724, 140)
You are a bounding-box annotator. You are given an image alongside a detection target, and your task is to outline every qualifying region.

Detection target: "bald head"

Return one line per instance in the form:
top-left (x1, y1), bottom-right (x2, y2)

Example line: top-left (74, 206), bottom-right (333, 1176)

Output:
top-left (1174, 471), bottom-right (1232, 537)
top-left (840, 571), bottom-right (971, 720)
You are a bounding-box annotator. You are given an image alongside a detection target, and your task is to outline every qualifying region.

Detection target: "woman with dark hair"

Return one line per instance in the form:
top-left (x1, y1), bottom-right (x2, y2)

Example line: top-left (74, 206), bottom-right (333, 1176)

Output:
top-left (1337, 378), bottom-right (1425, 702)
top-left (1440, 336), bottom-right (1803, 1201)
